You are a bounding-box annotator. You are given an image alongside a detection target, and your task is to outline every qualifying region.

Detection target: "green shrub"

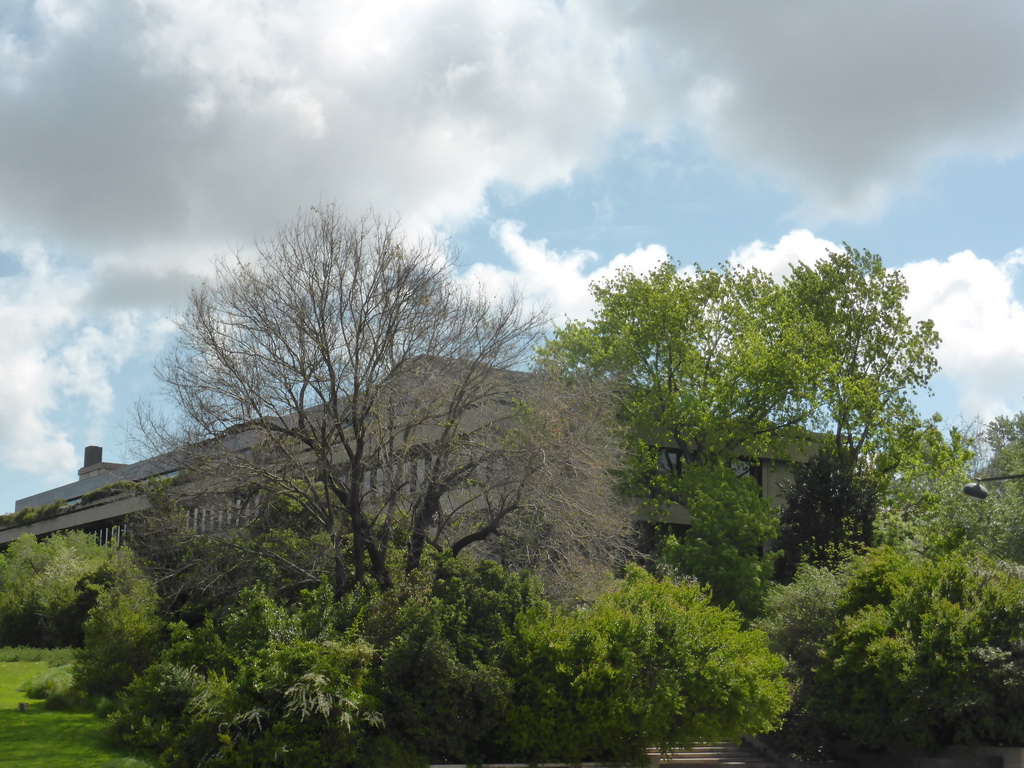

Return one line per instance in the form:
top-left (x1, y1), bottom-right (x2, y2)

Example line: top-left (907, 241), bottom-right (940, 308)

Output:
top-left (504, 565), bottom-right (790, 764)
top-left (813, 548), bottom-right (1024, 751)
top-left (74, 553), bottom-right (164, 697)
top-left (753, 563), bottom-right (851, 760)
top-left (0, 500), bottom-right (66, 530)
top-left (19, 664), bottom-right (86, 710)
top-left (0, 532), bottom-right (126, 648)
top-left (110, 562), bottom-right (792, 767)
top-left (80, 480), bottom-right (137, 506)
top-left (112, 586), bottom-right (380, 768)
top-left (21, 665), bottom-right (74, 699)
top-left (356, 557), bottom-right (544, 764)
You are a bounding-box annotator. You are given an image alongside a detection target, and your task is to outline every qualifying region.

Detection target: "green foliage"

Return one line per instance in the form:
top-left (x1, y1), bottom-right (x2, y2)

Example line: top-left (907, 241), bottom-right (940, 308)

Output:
top-left (0, 532), bottom-right (125, 648)
top-left (776, 447), bottom-right (879, 579)
top-left (110, 559), bottom-right (793, 766)
top-left (876, 415), bottom-right (1024, 564)
top-left (355, 557), bottom-right (544, 764)
top-left (0, 500), bottom-right (66, 530)
top-left (874, 419), bottom-right (977, 554)
top-left (540, 251), bottom-right (939, 614)
top-left (756, 563), bottom-right (847, 681)
top-left (753, 563), bottom-right (849, 760)
top-left (659, 463), bottom-right (780, 617)
top-left (504, 566), bottom-right (790, 765)
top-left (785, 245), bottom-right (940, 470)
top-left (982, 412), bottom-right (1024, 477)
top-left (540, 247), bottom-right (940, 490)
top-left (539, 260), bottom-right (810, 478)
top-left (74, 552), bottom-right (164, 698)
top-left (80, 480), bottom-right (138, 506)
top-left (21, 665), bottom-right (75, 703)
top-left (111, 584), bottom-right (380, 768)
top-left (813, 548), bottom-right (1024, 751)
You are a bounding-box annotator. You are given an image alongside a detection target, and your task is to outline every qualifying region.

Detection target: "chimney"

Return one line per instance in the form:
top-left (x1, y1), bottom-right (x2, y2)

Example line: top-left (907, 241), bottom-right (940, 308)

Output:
top-left (84, 445), bottom-right (103, 468)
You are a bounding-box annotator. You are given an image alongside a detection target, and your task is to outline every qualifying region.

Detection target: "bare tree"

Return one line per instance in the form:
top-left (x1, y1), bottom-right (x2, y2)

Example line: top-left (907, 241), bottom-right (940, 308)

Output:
top-left (135, 205), bottom-right (633, 598)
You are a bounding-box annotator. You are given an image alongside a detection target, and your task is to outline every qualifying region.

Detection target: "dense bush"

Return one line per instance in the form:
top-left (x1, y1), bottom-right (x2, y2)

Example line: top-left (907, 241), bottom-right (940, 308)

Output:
top-left (74, 551), bottom-right (164, 698)
top-left (21, 664), bottom-right (75, 706)
top-left (754, 563), bottom-right (849, 760)
top-left (111, 585), bottom-right (380, 768)
top-left (0, 532), bottom-right (123, 647)
top-left (355, 557), bottom-right (545, 764)
top-left (110, 560), bottom-right (791, 766)
top-left (504, 566), bottom-right (790, 765)
top-left (811, 549), bottom-right (1024, 751)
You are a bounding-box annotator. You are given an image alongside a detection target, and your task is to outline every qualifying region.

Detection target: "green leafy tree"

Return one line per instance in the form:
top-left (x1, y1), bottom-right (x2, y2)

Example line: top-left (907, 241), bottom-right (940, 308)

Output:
top-left (74, 549), bottom-right (164, 697)
top-left (981, 412), bottom-right (1024, 477)
top-left (873, 419), bottom-right (981, 555)
top-left (0, 531), bottom-right (121, 647)
top-left (659, 463), bottom-right (780, 617)
top-left (785, 245), bottom-right (940, 472)
top-left (539, 260), bottom-right (811, 486)
top-left (776, 447), bottom-right (879, 579)
top-left (875, 416), bottom-right (1024, 564)
top-left (540, 250), bottom-right (940, 594)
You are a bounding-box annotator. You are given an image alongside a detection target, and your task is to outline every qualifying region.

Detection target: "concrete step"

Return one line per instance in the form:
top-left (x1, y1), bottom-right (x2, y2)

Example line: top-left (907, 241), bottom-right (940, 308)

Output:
top-left (651, 741), bottom-right (777, 767)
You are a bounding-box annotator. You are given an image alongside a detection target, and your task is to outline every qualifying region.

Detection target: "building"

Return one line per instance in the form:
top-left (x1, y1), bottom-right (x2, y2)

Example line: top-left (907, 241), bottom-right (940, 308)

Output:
top-left (0, 447), bottom-right (174, 547)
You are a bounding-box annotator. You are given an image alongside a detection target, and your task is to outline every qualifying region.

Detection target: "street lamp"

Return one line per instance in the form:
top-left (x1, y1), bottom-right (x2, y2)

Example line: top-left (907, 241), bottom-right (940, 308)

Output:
top-left (963, 473), bottom-right (1024, 499)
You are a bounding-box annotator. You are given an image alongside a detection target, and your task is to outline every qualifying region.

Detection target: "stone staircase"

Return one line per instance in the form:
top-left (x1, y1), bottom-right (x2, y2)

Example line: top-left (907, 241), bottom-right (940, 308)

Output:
top-left (651, 741), bottom-right (778, 767)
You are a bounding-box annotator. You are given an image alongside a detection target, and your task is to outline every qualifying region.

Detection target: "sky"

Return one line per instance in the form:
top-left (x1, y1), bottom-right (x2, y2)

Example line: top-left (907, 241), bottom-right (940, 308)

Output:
top-left (4, 0), bottom-right (1024, 508)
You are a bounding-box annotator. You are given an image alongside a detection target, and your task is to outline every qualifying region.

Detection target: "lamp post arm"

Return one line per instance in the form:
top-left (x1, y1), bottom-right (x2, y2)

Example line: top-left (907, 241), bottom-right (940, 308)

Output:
top-left (963, 472), bottom-right (1024, 499)
top-left (973, 473), bottom-right (1024, 482)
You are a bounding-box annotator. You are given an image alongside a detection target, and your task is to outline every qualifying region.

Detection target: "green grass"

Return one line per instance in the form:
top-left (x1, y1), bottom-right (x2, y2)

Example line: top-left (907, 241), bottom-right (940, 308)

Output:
top-left (0, 646), bottom-right (76, 664)
top-left (0, 661), bottom-right (153, 767)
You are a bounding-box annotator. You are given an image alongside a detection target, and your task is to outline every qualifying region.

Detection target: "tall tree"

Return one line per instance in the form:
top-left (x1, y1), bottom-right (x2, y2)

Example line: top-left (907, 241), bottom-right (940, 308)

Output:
top-left (540, 249), bottom-right (942, 586)
top-left (785, 245), bottom-right (940, 472)
top-left (136, 206), bottom-right (633, 597)
top-left (538, 260), bottom-right (812, 506)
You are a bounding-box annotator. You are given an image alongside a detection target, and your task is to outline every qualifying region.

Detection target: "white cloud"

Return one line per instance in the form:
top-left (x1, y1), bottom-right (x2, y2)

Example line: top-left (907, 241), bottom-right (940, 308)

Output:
top-left (729, 229), bottom-right (839, 279)
top-left (0, 0), bottom-right (651, 266)
top-left (463, 220), bottom-right (669, 321)
top-left (599, 1), bottom-right (1024, 220)
top-left (0, 244), bottom-right (166, 483)
top-left (902, 249), bottom-right (1024, 421)
top-left (4, 1), bottom-right (1024, 268)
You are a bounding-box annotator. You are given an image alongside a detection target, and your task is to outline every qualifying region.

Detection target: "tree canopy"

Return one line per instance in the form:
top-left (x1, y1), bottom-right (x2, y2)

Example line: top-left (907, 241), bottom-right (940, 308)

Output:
top-left (785, 245), bottom-right (940, 471)
top-left (540, 246), bottom-right (940, 485)
top-left (539, 245), bottom-right (941, 595)
top-left (538, 260), bottom-right (811, 477)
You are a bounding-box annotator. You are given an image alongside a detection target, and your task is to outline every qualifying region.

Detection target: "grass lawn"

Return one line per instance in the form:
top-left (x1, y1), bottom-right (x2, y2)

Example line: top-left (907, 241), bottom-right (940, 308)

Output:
top-left (0, 661), bottom-right (150, 767)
